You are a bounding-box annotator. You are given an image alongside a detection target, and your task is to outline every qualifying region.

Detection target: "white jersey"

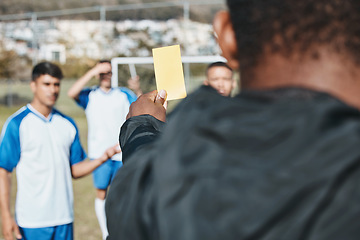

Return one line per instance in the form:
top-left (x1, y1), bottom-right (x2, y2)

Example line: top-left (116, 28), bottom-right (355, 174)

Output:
top-left (0, 104), bottom-right (86, 228)
top-left (76, 87), bottom-right (137, 161)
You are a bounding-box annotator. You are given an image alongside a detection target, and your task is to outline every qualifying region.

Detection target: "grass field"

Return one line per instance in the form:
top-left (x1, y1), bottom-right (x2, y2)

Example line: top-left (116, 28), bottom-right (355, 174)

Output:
top-left (0, 80), bottom-right (102, 240)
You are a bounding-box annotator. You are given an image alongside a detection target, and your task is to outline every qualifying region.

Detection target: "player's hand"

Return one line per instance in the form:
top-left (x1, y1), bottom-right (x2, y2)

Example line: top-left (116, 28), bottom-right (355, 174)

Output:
top-left (101, 144), bottom-right (121, 162)
top-left (126, 90), bottom-right (167, 122)
top-left (1, 216), bottom-right (21, 240)
top-left (92, 62), bottom-right (112, 75)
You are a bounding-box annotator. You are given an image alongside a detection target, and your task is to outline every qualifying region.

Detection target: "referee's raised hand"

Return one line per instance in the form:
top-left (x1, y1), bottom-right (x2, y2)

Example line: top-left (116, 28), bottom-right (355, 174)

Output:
top-left (126, 89), bottom-right (167, 122)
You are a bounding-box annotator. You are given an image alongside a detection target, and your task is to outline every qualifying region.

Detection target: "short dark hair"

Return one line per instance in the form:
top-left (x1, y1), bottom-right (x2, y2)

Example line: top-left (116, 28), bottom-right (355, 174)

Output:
top-left (227, 0), bottom-right (360, 70)
top-left (206, 62), bottom-right (233, 77)
top-left (32, 62), bottom-right (63, 81)
top-left (99, 60), bottom-right (111, 64)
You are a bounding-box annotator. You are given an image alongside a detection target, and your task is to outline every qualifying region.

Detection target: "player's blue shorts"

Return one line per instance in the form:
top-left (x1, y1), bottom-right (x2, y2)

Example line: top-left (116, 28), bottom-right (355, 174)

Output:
top-left (92, 159), bottom-right (123, 189)
top-left (19, 222), bottom-right (73, 240)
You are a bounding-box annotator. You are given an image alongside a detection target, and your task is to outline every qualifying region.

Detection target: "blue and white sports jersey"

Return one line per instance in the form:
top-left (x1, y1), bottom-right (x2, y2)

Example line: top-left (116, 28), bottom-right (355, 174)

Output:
top-left (0, 104), bottom-right (86, 228)
top-left (76, 87), bottom-right (137, 161)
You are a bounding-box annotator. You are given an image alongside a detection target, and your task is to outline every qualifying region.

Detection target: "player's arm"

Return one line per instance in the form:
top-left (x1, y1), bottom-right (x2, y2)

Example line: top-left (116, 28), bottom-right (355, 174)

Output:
top-left (0, 168), bottom-right (21, 240)
top-left (67, 62), bottom-right (111, 100)
top-left (127, 76), bottom-right (143, 97)
top-left (71, 144), bottom-right (120, 179)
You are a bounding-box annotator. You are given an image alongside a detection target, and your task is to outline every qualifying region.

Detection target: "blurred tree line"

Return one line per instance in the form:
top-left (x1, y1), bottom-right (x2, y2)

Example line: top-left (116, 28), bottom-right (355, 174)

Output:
top-left (0, 0), bottom-right (224, 23)
top-left (0, 49), bottom-right (32, 82)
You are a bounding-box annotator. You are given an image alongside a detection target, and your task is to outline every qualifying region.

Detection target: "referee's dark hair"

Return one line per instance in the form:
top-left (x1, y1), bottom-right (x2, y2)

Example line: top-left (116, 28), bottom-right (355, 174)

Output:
top-left (227, 0), bottom-right (360, 71)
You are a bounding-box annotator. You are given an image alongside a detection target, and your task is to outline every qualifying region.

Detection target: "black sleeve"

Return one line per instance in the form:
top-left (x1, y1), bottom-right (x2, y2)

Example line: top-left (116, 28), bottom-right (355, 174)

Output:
top-left (119, 114), bottom-right (165, 164)
top-left (107, 117), bottom-right (162, 240)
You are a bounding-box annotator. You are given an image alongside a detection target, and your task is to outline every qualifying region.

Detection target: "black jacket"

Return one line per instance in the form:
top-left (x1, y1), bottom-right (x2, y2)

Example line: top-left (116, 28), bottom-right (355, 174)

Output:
top-left (106, 86), bottom-right (360, 240)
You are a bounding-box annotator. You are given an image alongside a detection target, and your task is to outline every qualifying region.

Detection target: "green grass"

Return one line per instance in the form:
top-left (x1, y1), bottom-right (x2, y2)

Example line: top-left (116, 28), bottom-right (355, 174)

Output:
top-left (0, 80), bottom-right (101, 240)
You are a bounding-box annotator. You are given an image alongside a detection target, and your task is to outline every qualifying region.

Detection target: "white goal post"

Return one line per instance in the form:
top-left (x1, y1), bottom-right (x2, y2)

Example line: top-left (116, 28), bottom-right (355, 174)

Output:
top-left (111, 55), bottom-right (227, 87)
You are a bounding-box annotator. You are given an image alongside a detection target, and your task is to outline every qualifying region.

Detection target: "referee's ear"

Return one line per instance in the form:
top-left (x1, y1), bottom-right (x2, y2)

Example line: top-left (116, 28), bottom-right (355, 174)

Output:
top-left (213, 10), bottom-right (239, 70)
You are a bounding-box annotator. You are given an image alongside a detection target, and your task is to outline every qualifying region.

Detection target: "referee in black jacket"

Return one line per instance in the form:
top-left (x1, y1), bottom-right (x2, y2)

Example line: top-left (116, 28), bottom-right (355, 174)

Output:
top-left (106, 1), bottom-right (360, 239)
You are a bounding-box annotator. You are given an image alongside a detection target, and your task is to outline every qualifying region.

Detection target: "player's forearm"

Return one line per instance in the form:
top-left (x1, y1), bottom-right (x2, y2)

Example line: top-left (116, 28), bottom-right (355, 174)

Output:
top-left (67, 69), bottom-right (97, 99)
top-left (71, 144), bottom-right (120, 178)
top-left (127, 76), bottom-right (143, 97)
top-left (130, 83), bottom-right (143, 97)
top-left (71, 155), bottom-right (107, 179)
top-left (0, 168), bottom-right (12, 220)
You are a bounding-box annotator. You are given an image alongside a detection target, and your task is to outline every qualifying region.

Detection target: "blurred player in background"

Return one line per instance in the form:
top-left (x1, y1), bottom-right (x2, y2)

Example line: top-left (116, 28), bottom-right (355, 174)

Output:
top-left (68, 60), bottom-right (140, 240)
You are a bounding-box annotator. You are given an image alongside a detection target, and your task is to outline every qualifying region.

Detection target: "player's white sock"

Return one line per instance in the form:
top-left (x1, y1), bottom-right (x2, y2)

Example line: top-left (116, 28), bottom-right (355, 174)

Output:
top-left (95, 198), bottom-right (108, 240)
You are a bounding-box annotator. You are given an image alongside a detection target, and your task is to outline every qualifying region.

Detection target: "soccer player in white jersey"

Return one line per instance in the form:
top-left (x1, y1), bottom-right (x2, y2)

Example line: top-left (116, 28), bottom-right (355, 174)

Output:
top-left (67, 60), bottom-right (139, 240)
top-left (0, 62), bottom-right (120, 240)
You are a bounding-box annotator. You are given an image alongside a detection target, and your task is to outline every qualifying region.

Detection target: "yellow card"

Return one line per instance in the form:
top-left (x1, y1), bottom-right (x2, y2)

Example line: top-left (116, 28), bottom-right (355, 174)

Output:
top-left (152, 45), bottom-right (187, 100)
